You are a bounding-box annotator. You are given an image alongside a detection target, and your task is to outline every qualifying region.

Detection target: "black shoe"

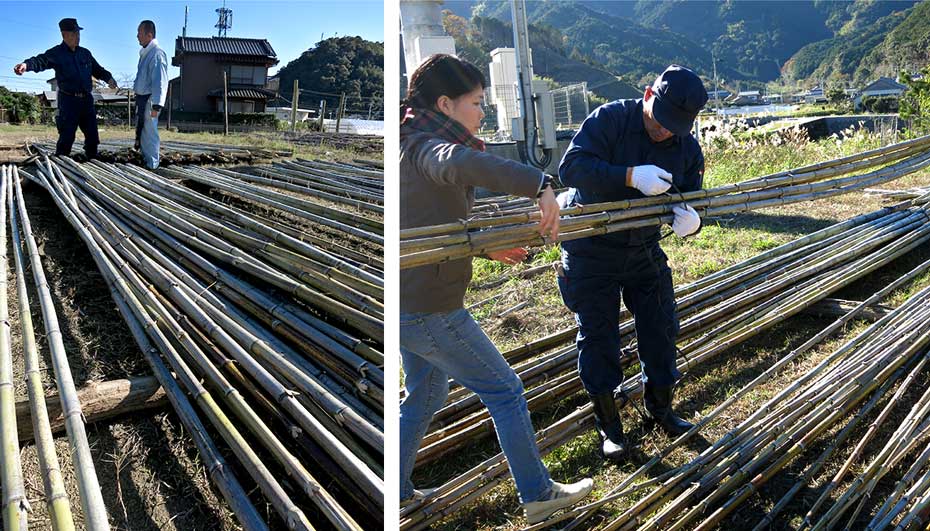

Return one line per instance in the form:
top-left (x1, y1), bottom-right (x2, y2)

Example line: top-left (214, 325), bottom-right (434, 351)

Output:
top-left (589, 392), bottom-right (627, 460)
top-left (643, 384), bottom-right (693, 437)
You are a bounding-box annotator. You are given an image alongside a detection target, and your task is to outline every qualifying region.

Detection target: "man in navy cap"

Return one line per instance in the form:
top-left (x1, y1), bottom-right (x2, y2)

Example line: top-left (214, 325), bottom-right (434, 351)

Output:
top-left (557, 64), bottom-right (707, 462)
top-left (14, 18), bottom-right (118, 159)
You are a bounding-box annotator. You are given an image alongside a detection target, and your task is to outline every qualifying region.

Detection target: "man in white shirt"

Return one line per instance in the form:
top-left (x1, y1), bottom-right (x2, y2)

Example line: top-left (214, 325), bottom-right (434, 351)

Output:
top-left (134, 20), bottom-right (169, 169)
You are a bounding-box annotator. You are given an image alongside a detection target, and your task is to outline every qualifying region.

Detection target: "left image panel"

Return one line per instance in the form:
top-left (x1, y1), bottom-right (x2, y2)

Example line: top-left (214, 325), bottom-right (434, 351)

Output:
top-left (0, 2), bottom-right (384, 529)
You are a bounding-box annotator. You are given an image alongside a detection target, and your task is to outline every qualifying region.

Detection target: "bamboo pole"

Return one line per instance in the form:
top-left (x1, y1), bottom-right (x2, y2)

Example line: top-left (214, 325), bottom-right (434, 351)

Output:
top-left (8, 167), bottom-right (74, 531)
top-left (15, 165), bottom-right (109, 530)
top-left (0, 166), bottom-right (28, 531)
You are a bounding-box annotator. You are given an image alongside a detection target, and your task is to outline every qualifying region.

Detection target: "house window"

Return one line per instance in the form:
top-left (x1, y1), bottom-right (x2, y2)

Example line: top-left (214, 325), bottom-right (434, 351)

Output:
top-left (217, 99), bottom-right (255, 113)
top-left (229, 65), bottom-right (266, 86)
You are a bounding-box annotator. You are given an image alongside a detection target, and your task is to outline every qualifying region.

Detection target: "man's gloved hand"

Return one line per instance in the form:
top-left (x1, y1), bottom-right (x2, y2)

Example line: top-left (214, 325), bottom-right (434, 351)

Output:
top-left (630, 165), bottom-right (673, 196)
top-left (672, 204), bottom-right (701, 238)
top-left (13, 63), bottom-right (27, 75)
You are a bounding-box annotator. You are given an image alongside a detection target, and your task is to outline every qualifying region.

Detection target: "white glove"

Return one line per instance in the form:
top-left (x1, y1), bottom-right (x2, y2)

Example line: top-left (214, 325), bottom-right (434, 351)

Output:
top-left (672, 204), bottom-right (701, 237)
top-left (630, 165), bottom-right (673, 196)
top-left (556, 190), bottom-right (573, 209)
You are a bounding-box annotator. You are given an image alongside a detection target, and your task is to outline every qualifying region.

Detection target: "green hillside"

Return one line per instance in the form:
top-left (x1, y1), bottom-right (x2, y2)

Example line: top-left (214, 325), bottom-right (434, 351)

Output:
top-left (441, 0), bottom-right (924, 88)
top-left (277, 36), bottom-right (383, 103)
top-left (441, 11), bottom-right (640, 101)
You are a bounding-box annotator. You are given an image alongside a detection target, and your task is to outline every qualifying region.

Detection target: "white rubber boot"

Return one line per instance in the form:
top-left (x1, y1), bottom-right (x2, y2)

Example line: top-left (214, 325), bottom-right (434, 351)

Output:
top-left (523, 478), bottom-right (594, 524)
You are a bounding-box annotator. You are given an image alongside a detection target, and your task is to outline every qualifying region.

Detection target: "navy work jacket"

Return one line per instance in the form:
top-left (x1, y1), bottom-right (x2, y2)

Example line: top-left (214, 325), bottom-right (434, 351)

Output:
top-left (24, 43), bottom-right (112, 94)
top-left (559, 99), bottom-right (704, 255)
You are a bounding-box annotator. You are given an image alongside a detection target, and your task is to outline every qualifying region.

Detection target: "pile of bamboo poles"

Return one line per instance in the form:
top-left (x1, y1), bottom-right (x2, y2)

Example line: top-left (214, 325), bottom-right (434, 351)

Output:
top-left (1, 164), bottom-right (111, 530)
top-left (232, 158), bottom-right (385, 218)
top-left (588, 262), bottom-right (930, 531)
top-left (400, 134), bottom-right (930, 269)
top-left (11, 153), bottom-right (383, 529)
top-left (275, 131), bottom-right (383, 155)
top-left (27, 139), bottom-right (292, 165)
top-left (400, 191), bottom-right (930, 530)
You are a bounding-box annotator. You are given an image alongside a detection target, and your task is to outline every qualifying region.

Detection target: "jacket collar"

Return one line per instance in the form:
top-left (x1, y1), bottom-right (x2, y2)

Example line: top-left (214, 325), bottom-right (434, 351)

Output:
top-left (139, 38), bottom-right (159, 59)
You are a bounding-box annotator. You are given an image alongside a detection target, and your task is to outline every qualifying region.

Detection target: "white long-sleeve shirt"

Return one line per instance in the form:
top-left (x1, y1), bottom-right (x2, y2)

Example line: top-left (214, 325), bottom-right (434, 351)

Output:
top-left (134, 39), bottom-right (168, 107)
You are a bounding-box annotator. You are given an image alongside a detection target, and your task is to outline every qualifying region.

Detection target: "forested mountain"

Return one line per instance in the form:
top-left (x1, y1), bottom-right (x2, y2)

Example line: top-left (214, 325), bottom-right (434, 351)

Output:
top-left (440, 0), bottom-right (924, 89)
top-left (441, 11), bottom-right (641, 101)
top-left (277, 36), bottom-right (383, 103)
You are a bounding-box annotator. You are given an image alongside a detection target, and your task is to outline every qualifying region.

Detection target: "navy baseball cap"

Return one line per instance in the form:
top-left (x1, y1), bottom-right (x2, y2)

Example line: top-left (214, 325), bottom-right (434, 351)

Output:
top-left (59, 18), bottom-right (83, 32)
top-left (650, 65), bottom-right (708, 136)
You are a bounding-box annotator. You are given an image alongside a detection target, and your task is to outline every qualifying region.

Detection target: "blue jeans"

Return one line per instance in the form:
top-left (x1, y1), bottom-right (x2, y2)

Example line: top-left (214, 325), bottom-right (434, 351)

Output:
top-left (399, 308), bottom-right (553, 503)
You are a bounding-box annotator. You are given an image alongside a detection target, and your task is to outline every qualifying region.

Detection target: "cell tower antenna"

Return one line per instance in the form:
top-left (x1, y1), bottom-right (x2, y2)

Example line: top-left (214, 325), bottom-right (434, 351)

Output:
top-left (183, 5), bottom-right (188, 37)
top-left (215, 1), bottom-right (232, 37)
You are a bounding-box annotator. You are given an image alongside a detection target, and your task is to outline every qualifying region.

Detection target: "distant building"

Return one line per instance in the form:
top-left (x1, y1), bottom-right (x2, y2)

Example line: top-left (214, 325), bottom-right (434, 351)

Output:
top-left (804, 86), bottom-right (827, 104)
top-left (727, 90), bottom-right (762, 106)
top-left (762, 94), bottom-right (783, 104)
top-left (266, 106), bottom-right (316, 122)
top-left (40, 77), bottom-right (129, 109)
top-left (706, 89), bottom-right (731, 101)
top-left (170, 36), bottom-right (279, 114)
top-left (265, 74), bottom-right (280, 95)
top-left (854, 77), bottom-right (907, 109)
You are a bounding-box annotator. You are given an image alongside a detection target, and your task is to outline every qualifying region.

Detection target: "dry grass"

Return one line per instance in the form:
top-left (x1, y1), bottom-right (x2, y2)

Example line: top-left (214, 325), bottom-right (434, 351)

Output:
top-left (0, 123), bottom-right (374, 164)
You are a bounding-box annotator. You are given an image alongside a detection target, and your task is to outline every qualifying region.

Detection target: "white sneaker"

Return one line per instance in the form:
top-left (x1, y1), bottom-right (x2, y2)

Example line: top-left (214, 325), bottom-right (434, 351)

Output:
top-left (523, 478), bottom-right (594, 524)
top-left (400, 487), bottom-right (439, 508)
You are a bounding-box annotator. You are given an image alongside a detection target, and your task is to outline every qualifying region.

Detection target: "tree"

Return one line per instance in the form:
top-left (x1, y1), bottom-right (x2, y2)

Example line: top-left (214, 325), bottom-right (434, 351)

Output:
top-left (826, 87), bottom-right (848, 104)
top-left (0, 87), bottom-right (40, 124)
top-left (899, 67), bottom-right (930, 134)
top-left (276, 36), bottom-right (383, 108)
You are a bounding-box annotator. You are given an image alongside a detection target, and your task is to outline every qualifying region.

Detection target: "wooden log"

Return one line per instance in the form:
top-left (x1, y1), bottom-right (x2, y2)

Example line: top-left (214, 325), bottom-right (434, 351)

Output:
top-left (802, 297), bottom-right (894, 322)
top-left (14, 376), bottom-right (167, 443)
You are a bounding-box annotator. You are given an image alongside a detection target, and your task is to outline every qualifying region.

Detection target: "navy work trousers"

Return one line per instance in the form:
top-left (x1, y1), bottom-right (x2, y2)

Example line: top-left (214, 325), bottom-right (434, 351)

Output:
top-left (56, 92), bottom-right (99, 159)
top-left (558, 242), bottom-right (681, 395)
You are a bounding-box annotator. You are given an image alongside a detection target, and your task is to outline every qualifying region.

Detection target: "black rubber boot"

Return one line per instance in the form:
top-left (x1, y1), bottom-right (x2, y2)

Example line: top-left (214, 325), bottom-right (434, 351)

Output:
top-left (643, 384), bottom-right (693, 436)
top-left (589, 392), bottom-right (627, 460)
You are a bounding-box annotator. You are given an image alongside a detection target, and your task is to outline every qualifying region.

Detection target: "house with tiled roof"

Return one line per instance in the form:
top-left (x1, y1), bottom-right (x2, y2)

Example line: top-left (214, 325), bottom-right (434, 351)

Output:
top-left (169, 36), bottom-right (279, 114)
top-left (854, 77), bottom-right (907, 110)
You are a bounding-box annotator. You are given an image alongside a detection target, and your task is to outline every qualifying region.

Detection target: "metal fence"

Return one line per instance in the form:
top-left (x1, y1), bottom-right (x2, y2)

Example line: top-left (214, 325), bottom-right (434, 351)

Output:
top-left (551, 82), bottom-right (589, 131)
top-left (479, 81), bottom-right (589, 141)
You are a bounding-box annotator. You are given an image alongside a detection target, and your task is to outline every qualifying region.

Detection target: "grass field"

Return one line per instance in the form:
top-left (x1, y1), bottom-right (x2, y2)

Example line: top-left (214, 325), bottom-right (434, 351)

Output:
top-left (410, 128), bottom-right (930, 530)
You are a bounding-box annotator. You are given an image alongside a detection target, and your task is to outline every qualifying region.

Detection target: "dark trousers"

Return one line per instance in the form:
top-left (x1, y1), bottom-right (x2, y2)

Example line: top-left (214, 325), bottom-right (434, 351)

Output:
top-left (55, 93), bottom-right (99, 159)
top-left (558, 242), bottom-right (681, 394)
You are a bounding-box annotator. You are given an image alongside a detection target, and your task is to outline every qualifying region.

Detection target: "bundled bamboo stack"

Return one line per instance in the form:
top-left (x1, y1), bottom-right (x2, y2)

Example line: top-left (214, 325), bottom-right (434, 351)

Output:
top-left (585, 263), bottom-right (930, 531)
top-left (27, 139), bottom-right (292, 165)
top-left (400, 134), bottom-right (930, 269)
top-left (400, 192), bottom-right (930, 530)
top-left (411, 191), bottom-right (930, 468)
top-left (1, 164), bottom-right (111, 530)
top-left (14, 153), bottom-right (383, 529)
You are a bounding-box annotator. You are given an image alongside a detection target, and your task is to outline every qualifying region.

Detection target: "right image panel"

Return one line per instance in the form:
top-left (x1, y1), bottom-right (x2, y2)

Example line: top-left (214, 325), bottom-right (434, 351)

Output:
top-left (398, 1), bottom-right (930, 530)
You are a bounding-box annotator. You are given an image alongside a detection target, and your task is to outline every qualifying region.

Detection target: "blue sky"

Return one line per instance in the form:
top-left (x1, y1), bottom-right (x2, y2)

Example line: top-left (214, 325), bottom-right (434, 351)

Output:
top-left (0, 0), bottom-right (384, 93)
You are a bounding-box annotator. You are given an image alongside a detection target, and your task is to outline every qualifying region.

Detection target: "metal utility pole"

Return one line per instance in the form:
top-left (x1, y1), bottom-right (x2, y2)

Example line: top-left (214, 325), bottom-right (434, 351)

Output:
top-left (713, 50), bottom-right (721, 112)
top-left (511, 0), bottom-right (551, 169)
top-left (318, 99), bottom-right (326, 131)
top-left (182, 5), bottom-right (188, 37)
